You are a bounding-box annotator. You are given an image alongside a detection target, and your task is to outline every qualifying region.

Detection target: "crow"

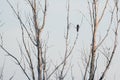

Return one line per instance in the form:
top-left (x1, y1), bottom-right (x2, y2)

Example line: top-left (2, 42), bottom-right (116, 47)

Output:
top-left (76, 24), bottom-right (79, 32)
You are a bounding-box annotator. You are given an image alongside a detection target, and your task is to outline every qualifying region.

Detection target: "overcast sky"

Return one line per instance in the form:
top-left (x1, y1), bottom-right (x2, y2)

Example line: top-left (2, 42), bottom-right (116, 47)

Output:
top-left (0, 0), bottom-right (120, 80)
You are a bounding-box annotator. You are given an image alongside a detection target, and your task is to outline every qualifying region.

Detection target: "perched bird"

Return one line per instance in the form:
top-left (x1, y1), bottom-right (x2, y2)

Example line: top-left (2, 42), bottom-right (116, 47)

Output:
top-left (76, 24), bottom-right (79, 32)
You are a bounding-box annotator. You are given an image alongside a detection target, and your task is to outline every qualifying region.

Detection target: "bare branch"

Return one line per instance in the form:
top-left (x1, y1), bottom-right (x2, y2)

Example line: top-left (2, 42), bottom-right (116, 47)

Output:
top-left (97, 0), bottom-right (109, 24)
top-left (96, 7), bottom-right (115, 50)
top-left (0, 45), bottom-right (31, 80)
top-left (99, 1), bottom-right (119, 79)
top-left (39, 0), bottom-right (47, 33)
top-left (21, 26), bottom-right (35, 80)
top-left (89, 0), bottom-right (98, 79)
top-left (87, 0), bottom-right (94, 34)
top-left (7, 0), bottom-right (36, 46)
top-left (83, 54), bottom-right (91, 80)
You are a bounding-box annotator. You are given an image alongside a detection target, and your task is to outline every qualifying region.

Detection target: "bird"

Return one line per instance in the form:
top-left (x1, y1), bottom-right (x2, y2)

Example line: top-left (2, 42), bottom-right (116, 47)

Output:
top-left (76, 24), bottom-right (79, 32)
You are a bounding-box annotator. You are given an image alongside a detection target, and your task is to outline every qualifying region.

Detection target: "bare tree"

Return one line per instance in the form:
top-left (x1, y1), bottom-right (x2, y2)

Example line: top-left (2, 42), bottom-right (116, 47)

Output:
top-left (59, 0), bottom-right (79, 79)
top-left (1, 0), bottom-right (47, 80)
top-left (0, 0), bottom-right (120, 80)
top-left (99, 0), bottom-right (120, 79)
top-left (81, 0), bottom-right (120, 80)
top-left (0, 0), bottom-right (79, 80)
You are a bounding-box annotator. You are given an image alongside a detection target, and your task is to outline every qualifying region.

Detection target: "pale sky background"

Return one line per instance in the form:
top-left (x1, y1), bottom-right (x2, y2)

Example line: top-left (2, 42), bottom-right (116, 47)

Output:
top-left (0, 0), bottom-right (120, 80)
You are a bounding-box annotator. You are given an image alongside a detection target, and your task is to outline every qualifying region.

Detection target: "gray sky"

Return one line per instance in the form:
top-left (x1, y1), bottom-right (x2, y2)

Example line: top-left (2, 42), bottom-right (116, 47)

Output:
top-left (0, 0), bottom-right (120, 80)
